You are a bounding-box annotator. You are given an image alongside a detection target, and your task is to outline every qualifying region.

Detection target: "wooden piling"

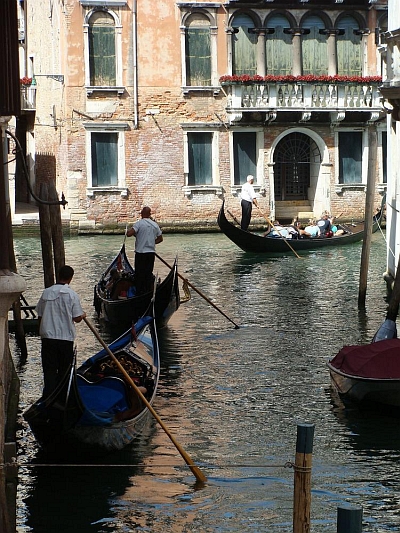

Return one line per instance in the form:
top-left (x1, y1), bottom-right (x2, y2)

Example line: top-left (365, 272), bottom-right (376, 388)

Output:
top-left (337, 504), bottom-right (363, 532)
top-left (358, 126), bottom-right (377, 308)
top-left (293, 423), bottom-right (315, 533)
top-left (48, 180), bottom-right (65, 277)
top-left (38, 183), bottom-right (55, 287)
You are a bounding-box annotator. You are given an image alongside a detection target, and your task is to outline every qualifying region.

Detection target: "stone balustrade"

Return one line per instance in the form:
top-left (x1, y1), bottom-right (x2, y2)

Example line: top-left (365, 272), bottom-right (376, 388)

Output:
top-left (222, 81), bottom-right (382, 122)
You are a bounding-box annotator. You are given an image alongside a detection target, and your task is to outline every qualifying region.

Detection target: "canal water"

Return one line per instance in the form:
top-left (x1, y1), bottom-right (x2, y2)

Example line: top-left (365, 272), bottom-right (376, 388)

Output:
top-left (11, 227), bottom-right (400, 532)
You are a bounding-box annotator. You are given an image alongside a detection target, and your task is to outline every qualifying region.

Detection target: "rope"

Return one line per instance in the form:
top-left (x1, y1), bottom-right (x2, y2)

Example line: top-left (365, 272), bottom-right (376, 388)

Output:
top-left (4, 461), bottom-right (298, 469)
top-left (284, 461), bottom-right (312, 473)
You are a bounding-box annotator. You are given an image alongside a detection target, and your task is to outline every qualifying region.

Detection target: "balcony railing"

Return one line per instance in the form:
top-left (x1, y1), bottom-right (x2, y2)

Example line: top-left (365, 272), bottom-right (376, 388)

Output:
top-left (20, 86), bottom-right (36, 111)
top-left (221, 80), bottom-right (382, 123)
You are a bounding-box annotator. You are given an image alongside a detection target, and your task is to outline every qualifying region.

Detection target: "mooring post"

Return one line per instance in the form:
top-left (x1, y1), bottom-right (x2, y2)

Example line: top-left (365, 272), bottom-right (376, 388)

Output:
top-left (293, 422), bottom-right (315, 533)
top-left (337, 504), bottom-right (363, 532)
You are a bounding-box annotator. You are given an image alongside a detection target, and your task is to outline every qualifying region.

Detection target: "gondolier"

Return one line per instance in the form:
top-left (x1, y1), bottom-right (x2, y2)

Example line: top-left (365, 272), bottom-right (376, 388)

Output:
top-left (241, 175), bottom-right (258, 231)
top-left (127, 206), bottom-right (163, 295)
top-left (36, 265), bottom-right (86, 398)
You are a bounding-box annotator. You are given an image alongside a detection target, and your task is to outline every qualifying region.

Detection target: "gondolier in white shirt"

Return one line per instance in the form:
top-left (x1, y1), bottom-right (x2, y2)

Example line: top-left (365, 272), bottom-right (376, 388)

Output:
top-left (36, 265), bottom-right (86, 398)
top-left (127, 206), bottom-right (163, 295)
top-left (241, 175), bottom-right (258, 231)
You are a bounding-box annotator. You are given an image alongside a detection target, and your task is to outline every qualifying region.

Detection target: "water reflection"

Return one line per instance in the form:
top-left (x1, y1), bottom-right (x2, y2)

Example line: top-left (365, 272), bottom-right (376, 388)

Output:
top-left (13, 230), bottom-right (400, 532)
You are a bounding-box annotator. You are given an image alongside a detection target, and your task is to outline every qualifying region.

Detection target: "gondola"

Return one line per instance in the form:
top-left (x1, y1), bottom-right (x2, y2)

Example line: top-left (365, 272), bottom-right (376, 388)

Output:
top-left (327, 339), bottom-right (400, 411)
top-left (217, 198), bottom-right (384, 255)
top-left (93, 244), bottom-right (180, 329)
top-left (23, 310), bottom-right (160, 454)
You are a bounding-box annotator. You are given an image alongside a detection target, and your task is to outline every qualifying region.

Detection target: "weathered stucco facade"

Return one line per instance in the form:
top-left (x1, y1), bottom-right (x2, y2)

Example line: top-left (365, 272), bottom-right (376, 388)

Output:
top-left (13, 0), bottom-right (388, 232)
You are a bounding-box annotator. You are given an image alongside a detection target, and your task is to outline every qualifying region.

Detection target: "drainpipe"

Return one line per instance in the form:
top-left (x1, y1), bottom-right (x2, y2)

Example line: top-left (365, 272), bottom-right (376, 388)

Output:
top-left (133, 0), bottom-right (138, 129)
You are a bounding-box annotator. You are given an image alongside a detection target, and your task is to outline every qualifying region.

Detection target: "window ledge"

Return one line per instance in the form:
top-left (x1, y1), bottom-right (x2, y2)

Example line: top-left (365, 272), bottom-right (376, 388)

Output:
top-left (334, 183), bottom-right (366, 194)
top-left (86, 86), bottom-right (125, 96)
top-left (182, 185), bottom-right (224, 198)
top-left (182, 86), bottom-right (221, 96)
top-left (231, 185), bottom-right (265, 197)
top-left (87, 187), bottom-right (128, 198)
top-left (80, 0), bottom-right (127, 5)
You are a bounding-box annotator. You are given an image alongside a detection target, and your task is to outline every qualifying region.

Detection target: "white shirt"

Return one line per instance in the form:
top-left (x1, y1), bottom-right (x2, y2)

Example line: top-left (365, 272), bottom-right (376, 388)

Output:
top-left (36, 284), bottom-right (84, 341)
top-left (241, 181), bottom-right (257, 203)
top-left (132, 218), bottom-right (162, 253)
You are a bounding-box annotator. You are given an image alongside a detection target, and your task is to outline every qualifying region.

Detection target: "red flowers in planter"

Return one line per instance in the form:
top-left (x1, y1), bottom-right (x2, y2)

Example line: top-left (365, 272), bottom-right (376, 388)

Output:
top-left (219, 74), bottom-right (382, 84)
top-left (20, 76), bottom-right (32, 86)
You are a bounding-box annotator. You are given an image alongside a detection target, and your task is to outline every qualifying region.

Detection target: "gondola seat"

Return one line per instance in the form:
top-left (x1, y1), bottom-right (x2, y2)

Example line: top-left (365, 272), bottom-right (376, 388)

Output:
top-left (77, 375), bottom-right (129, 414)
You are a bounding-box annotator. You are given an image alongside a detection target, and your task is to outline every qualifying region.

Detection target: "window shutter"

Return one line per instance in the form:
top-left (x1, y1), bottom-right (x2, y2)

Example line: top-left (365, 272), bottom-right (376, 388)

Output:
top-left (92, 133), bottom-right (118, 186)
top-left (266, 25), bottom-right (292, 76)
top-left (89, 12), bottom-right (116, 86)
top-left (233, 133), bottom-right (257, 185)
top-left (232, 15), bottom-right (257, 76)
top-left (337, 16), bottom-right (362, 76)
top-left (188, 133), bottom-right (212, 185)
top-left (186, 28), bottom-right (211, 86)
top-left (302, 17), bottom-right (328, 76)
top-left (339, 132), bottom-right (362, 184)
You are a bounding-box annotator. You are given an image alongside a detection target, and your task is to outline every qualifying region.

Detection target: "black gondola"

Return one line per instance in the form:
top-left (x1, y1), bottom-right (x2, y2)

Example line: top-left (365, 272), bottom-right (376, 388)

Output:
top-left (217, 198), bottom-right (384, 255)
top-left (93, 244), bottom-right (180, 329)
top-left (23, 311), bottom-right (160, 454)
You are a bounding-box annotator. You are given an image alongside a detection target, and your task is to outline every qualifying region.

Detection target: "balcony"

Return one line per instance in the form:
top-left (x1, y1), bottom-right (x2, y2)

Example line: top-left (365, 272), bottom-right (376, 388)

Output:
top-left (220, 75), bottom-right (383, 124)
top-left (20, 86), bottom-right (36, 111)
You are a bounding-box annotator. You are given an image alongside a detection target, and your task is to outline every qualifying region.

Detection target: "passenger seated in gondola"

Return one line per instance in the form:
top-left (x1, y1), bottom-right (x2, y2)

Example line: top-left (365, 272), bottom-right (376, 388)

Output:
top-left (267, 221), bottom-right (291, 238)
top-left (304, 219), bottom-right (320, 238)
top-left (105, 268), bottom-right (121, 295)
top-left (316, 213), bottom-right (332, 237)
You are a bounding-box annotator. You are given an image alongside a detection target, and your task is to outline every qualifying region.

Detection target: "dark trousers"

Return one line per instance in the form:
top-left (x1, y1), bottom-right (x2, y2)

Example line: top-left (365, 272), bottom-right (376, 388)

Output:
top-left (41, 338), bottom-right (74, 398)
top-left (241, 200), bottom-right (253, 231)
top-left (135, 252), bottom-right (155, 295)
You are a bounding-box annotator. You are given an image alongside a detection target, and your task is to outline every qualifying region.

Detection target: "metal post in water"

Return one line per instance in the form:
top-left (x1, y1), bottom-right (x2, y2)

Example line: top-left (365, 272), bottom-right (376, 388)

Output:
top-left (293, 423), bottom-right (315, 533)
top-left (337, 504), bottom-right (363, 532)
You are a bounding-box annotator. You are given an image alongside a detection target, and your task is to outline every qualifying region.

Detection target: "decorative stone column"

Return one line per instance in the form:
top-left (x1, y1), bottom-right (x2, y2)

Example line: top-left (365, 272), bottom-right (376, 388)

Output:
top-left (249, 28), bottom-right (274, 77)
top-left (320, 29), bottom-right (344, 76)
top-left (225, 27), bottom-right (239, 74)
top-left (284, 28), bottom-right (309, 76)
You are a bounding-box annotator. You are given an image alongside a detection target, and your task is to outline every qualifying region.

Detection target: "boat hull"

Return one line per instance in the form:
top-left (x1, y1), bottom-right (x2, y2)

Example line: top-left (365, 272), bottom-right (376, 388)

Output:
top-left (217, 199), bottom-right (383, 255)
top-left (94, 245), bottom-right (180, 330)
top-left (24, 316), bottom-right (160, 455)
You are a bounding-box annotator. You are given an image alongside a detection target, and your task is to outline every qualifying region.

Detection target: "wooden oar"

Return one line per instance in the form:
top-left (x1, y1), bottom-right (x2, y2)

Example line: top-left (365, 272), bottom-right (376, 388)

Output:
top-left (255, 205), bottom-right (302, 259)
top-left (227, 209), bottom-right (241, 226)
top-left (83, 317), bottom-right (207, 484)
top-left (155, 253), bottom-right (240, 329)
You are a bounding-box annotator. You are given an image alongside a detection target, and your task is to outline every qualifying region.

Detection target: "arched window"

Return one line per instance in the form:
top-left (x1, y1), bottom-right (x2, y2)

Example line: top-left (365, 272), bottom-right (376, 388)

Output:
top-left (301, 15), bottom-right (328, 76)
top-left (266, 14), bottom-right (292, 75)
top-left (232, 14), bottom-right (257, 76)
top-left (336, 15), bottom-right (362, 76)
top-left (88, 11), bottom-right (116, 86)
top-left (185, 14), bottom-right (211, 86)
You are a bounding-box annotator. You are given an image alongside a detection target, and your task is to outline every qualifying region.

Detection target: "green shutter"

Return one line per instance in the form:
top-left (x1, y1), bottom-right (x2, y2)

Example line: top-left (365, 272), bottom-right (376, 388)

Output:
top-left (188, 133), bottom-right (212, 185)
top-left (233, 132), bottom-right (257, 185)
top-left (92, 132), bottom-right (118, 186)
top-left (186, 28), bottom-right (211, 86)
top-left (337, 16), bottom-right (362, 76)
top-left (232, 15), bottom-right (257, 76)
top-left (89, 26), bottom-right (116, 86)
top-left (302, 18), bottom-right (328, 76)
top-left (266, 25), bottom-right (292, 75)
top-left (339, 132), bottom-right (362, 184)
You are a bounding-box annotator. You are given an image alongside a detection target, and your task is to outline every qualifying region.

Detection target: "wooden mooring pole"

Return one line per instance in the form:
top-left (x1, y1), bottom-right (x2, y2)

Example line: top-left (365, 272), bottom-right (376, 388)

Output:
top-left (293, 423), bottom-right (315, 533)
top-left (358, 126), bottom-right (377, 308)
top-left (337, 504), bottom-right (363, 532)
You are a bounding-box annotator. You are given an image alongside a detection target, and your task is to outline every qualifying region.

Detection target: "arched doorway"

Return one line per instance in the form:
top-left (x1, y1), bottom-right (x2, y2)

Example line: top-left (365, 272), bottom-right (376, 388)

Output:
top-left (273, 132), bottom-right (321, 201)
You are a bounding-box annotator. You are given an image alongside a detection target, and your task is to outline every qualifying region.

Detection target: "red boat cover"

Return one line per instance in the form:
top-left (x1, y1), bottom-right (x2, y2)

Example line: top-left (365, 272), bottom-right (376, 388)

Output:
top-left (330, 339), bottom-right (400, 379)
